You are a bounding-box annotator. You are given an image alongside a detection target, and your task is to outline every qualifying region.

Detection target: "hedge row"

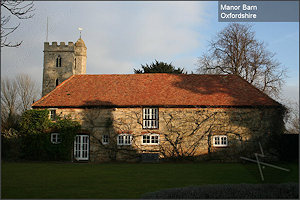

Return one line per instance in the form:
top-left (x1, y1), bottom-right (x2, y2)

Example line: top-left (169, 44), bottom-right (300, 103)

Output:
top-left (2, 109), bottom-right (80, 161)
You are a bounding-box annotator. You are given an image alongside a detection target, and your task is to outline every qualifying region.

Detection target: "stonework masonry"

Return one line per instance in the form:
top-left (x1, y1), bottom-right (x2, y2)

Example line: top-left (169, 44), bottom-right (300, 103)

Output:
top-left (52, 107), bottom-right (280, 162)
top-left (42, 39), bottom-right (87, 96)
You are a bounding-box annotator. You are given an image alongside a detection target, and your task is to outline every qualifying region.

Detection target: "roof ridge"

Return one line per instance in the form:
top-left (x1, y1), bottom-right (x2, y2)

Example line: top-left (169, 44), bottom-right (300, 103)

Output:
top-left (32, 75), bottom-right (76, 107)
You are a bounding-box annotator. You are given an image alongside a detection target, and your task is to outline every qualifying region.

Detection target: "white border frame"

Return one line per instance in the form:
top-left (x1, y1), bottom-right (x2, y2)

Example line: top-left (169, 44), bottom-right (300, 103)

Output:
top-left (117, 134), bottom-right (132, 146)
top-left (102, 135), bottom-right (109, 145)
top-left (49, 108), bottom-right (57, 121)
top-left (50, 133), bottom-right (61, 144)
top-left (212, 135), bottom-right (228, 147)
top-left (74, 135), bottom-right (89, 161)
top-left (142, 108), bottom-right (159, 129)
top-left (141, 133), bottom-right (160, 145)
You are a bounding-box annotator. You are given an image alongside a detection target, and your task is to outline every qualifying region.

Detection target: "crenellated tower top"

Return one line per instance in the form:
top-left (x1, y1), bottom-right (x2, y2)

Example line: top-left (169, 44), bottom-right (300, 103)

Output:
top-left (42, 37), bottom-right (87, 96)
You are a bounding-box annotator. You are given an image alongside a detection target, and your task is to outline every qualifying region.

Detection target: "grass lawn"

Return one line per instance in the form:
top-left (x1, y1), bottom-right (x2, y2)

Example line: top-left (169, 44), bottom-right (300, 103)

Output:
top-left (2, 162), bottom-right (299, 199)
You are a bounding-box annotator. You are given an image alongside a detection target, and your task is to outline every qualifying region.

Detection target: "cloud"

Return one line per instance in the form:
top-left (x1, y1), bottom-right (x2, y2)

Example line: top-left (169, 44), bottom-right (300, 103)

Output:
top-left (1, 1), bottom-right (209, 90)
top-left (82, 2), bottom-right (208, 74)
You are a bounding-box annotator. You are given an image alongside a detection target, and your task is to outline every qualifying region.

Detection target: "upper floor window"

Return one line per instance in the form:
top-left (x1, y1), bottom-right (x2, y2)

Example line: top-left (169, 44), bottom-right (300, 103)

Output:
top-left (143, 108), bottom-right (158, 129)
top-left (117, 134), bottom-right (132, 145)
top-left (142, 134), bottom-right (159, 145)
top-left (55, 78), bottom-right (59, 87)
top-left (49, 109), bottom-right (56, 121)
top-left (102, 135), bottom-right (109, 145)
top-left (213, 135), bottom-right (228, 147)
top-left (74, 58), bottom-right (76, 69)
top-left (56, 55), bottom-right (62, 67)
top-left (51, 133), bottom-right (61, 144)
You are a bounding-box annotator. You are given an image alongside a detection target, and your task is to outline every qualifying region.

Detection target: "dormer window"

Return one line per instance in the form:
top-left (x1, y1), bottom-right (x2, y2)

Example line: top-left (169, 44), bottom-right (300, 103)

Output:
top-left (56, 55), bottom-right (62, 67)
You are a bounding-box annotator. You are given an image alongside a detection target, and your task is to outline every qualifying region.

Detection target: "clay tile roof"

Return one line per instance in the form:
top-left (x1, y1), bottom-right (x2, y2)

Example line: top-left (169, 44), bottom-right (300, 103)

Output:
top-left (32, 74), bottom-right (281, 108)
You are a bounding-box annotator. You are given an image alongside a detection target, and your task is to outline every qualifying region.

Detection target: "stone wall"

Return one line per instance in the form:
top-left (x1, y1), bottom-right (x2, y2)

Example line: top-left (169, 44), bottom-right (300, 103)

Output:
top-left (54, 107), bottom-right (281, 162)
top-left (42, 41), bottom-right (86, 96)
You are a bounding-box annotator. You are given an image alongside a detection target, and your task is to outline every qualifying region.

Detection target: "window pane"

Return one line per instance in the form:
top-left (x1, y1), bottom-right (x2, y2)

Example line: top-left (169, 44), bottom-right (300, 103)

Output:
top-left (128, 136), bottom-right (131, 144)
top-left (214, 137), bottom-right (220, 145)
top-left (222, 137), bottom-right (227, 145)
top-left (151, 135), bottom-right (158, 143)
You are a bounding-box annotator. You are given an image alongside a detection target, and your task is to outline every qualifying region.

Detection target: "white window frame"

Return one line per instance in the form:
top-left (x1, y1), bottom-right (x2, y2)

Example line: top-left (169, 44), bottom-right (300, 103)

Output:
top-left (51, 133), bottom-right (61, 144)
top-left (142, 134), bottom-right (160, 145)
top-left (49, 109), bottom-right (56, 121)
top-left (102, 135), bottom-right (109, 145)
top-left (74, 135), bottom-right (89, 161)
top-left (117, 134), bottom-right (132, 146)
top-left (143, 108), bottom-right (159, 129)
top-left (212, 135), bottom-right (228, 147)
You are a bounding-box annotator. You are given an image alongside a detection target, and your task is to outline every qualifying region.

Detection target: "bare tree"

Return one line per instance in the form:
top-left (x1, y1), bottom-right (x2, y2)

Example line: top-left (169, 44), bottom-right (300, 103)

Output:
top-left (1, 74), bottom-right (39, 132)
top-left (1, 77), bottom-right (19, 121)
top-left (159, 109), bottom-right (246, 159)
top-left (197, 23), bottom-right (286, 98)
top-left (16, 73), bottom-right (39, 113)
top-left (285, 101), bottom-right (299, 134)
top-left (82, 109), bottom-right (143, 161)
top-left (81, 108), bottom-right (260, 161)
top-left (1, 0), bottom-right (34, 47)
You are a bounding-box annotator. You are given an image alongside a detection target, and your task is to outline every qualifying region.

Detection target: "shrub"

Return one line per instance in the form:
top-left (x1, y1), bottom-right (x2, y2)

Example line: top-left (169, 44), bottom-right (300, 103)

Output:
top-left (46, 118), bottom-right (80, 160)
top-left (272, 134), bottom-right (299, 162)
top-left (19, 109), bottom-right (51, 135)
top-left (1, 129), bottom-right (22, 161)
top-left (3, 109), bottom-right (81, 161)
top-left (141, 183), bottom-right (299, 199)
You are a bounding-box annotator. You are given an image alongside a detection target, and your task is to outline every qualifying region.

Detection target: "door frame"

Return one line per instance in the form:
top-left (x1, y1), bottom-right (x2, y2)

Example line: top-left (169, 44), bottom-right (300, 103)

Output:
top-left (73, 134), bottom-right (90, 162)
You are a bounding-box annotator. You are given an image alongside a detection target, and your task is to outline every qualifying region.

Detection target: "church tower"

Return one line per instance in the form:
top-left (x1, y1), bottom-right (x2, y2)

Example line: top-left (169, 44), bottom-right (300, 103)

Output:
top-left (42, 38), bottom-right (87, 96)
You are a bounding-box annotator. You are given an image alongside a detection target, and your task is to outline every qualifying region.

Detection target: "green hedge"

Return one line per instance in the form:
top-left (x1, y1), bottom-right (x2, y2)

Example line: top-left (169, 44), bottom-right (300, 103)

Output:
top-left (141, 183), bottom-right (299, 199)
top-left (2, 109), bottom-right (80, 161)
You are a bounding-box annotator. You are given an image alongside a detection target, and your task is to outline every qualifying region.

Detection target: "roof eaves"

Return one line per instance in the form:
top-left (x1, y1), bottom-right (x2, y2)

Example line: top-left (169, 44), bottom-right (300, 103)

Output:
top-left (32, 75), bottom-right (76, 107)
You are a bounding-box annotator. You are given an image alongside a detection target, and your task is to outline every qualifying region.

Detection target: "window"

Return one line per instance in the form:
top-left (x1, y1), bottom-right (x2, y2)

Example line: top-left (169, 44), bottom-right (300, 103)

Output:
top-left (74, 58), bottom-right (76, 69)
top-left (143, 108), bottom-right (158, 129)
top-left (117, 134), bottom-right (132, 145)
top-left (102, 135), bottom-right (109, 144)
top-left (51, 133), bottom-right (61, 144)
top-left (142, 134), bottom-right (159, 145)
top-left (49, 109), bottom-right (56, 121)
top-left (56, 55), bottom-right (62, 67)
top-left (55, 78), bottom-right (59, 86)
top-left (213, 135), bottom-right (228, 147)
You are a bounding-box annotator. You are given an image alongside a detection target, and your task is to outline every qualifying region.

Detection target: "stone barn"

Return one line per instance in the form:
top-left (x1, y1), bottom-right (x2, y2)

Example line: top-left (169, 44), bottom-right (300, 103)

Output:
top-left (33, 38), bottom-right (284, 162)
top-left (32, 73), bottom-right (284, 162)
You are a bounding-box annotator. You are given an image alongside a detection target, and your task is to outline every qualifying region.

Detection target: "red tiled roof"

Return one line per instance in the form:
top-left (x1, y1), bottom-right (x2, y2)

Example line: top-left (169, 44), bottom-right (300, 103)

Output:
top-left (32, 74), bottom-right (281, 108)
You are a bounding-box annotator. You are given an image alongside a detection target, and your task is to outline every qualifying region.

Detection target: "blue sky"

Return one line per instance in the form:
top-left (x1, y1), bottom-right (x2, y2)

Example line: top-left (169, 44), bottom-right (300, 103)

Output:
top-left (1, 1), bottom-right (299, 104)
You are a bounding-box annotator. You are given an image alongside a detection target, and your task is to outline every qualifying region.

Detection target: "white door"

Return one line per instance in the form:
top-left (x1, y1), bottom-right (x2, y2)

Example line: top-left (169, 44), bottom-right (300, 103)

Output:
top-left (74, 135), bottom-right (89, 161)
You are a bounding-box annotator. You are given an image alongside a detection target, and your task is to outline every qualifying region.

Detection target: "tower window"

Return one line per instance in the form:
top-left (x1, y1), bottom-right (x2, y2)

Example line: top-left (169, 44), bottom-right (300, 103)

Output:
top-left (56, 55), bottom-right (62, 67)
top-left (75, 58), bottom-right (76, 69)
top-left (56, 79), bottom-right (59, 86)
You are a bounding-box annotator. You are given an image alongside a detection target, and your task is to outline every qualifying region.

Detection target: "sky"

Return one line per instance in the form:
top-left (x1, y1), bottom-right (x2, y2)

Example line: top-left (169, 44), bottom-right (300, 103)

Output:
top-left (1, 1), bottom-right (299, 105)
